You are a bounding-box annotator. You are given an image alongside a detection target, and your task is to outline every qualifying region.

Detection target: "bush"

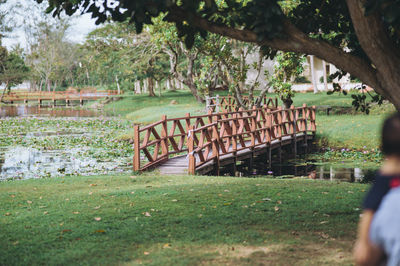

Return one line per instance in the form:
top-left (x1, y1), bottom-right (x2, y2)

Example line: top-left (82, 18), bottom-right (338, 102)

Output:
top-left (294, 76), bottom-right (310, 83)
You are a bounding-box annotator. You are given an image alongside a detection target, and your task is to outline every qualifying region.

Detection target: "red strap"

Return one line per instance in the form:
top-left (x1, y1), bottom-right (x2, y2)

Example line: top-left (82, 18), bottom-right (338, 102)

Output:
top-left (390, 177), bottom-right (400, 188)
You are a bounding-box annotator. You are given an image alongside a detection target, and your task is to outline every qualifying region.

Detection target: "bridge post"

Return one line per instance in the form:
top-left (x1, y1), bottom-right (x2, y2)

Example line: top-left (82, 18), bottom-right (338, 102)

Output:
top-left (212, 117), bottom-right (220, 176)
top-left (188, 125), bottom-right (196, 175)
top-left (185, 113), bottom-right (191, 132)
top-left (267, 147), bottom-right (272, 169)
top-left (290, 105), bottom-right (297, 158)
top-left (302, 104), bottom-right (308, 153)
top-left (250, 106), bottom-right (257, 147)
top-left (248, 152), bottom-right (254, 174)
top-left (311, 106), bottom-right (316, 133)
top-left (266, 110), bottom-right (272, 168)
top-left (133, 125), bottom-right (140, 171)
top-left (161, 115), bottom-right (169, 160)
top-left (277, 107), bottom-right (283, 162)
top-left (310, 106), bottom-right (317, 153)
top-left (216, 94), bottom-right (220, 113)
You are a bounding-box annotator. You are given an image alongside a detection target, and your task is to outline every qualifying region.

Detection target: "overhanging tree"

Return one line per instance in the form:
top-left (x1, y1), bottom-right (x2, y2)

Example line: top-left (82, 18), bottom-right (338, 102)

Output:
top-left (38, 0), bottom-right (400, 109)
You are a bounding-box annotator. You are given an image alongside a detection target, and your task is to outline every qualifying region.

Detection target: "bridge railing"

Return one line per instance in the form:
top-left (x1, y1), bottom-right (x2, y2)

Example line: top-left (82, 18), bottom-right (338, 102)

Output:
top-left (187, 105), bottom-right (316, 174)
top-left (133, 105), bottom-right (279, 171)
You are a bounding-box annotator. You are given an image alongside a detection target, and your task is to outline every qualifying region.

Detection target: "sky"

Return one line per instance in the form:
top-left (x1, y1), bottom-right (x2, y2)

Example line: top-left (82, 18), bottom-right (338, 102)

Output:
top-left (2, 0), bottom-right (98, 49)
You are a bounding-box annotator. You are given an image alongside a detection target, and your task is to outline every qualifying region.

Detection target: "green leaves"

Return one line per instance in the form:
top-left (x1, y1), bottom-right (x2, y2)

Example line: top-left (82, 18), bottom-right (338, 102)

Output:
top-left (244, 0), bottom-right (284, 41)
top-left (365, 0), bottom-right (400, 27)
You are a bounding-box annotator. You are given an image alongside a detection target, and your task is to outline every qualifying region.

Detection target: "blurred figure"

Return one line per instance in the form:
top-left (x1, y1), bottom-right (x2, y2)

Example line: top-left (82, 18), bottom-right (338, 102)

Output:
top-left (354, 113), bottom-right (400, 265)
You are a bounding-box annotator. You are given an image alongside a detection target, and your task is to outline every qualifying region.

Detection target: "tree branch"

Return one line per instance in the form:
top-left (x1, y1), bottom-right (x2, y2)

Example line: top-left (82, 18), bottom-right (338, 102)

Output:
top-left (167, 6), bottom-right (381, 95)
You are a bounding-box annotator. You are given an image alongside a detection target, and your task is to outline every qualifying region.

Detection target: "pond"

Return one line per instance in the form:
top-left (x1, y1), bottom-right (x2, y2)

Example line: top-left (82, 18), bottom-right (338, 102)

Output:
top-left (0, 114), bottom-right (133, 181)
top-left (0, 105), bottom-right (104, 117)
top-left (223, 157), bottom-right (378, 183)
top-left (0, 146), bottom-right (126, 180)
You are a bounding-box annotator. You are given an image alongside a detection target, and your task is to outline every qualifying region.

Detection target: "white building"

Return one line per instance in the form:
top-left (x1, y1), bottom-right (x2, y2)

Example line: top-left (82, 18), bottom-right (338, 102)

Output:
top-left (294, 55), bottom-right (361, 92)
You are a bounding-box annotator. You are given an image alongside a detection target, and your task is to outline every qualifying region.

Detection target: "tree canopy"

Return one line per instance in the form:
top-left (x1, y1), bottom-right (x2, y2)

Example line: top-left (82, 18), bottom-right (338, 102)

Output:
top-left (37, 0), bottom-right (400, 109)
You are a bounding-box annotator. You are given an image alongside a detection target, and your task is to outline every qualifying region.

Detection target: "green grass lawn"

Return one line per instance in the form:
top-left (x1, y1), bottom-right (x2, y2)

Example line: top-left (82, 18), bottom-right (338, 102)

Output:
top-left (104, 91), bottom-right (204, 120)
top-left (0, 174), bottom-right (366, 265)
top-left (316, 114), bottom-right (385, 150)
top-left (291, 92), bottom-right (355, 107)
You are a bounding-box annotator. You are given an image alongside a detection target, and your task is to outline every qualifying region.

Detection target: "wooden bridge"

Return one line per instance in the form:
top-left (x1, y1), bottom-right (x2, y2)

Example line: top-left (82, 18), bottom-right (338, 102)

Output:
top-left (1, 90), bottom-right (120, 106)
top-left (133, 97), bottom-right (316, 176)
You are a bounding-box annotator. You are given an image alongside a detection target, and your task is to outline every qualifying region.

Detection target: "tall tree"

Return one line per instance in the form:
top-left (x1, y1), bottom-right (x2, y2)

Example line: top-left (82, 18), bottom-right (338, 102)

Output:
top-left (271, 52), bottom-right (305, 108)
top-left (0, 51), bottom-right (30, 102)
top-left (80, 20), bottom-right (169, 96)
top-left (22, 2), bottom-right (79, 92)
top-left (149, 18), bottom-right (270, 106)
top-left (38, 0), bottom-right (400, 109)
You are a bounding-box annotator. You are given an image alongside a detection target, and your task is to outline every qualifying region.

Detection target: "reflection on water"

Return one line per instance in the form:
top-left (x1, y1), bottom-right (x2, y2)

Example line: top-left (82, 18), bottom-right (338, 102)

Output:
top-left (231, 159), bottom-right (377, 183)
top-left (0, 105), bottom-right (102, 117)
top-left (0, 146), bottom-right (129, 180)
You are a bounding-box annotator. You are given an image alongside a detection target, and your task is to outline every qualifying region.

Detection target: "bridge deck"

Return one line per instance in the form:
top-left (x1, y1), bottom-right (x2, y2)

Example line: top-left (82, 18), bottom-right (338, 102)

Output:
top-left (157, 132), bottom-right (314, 175)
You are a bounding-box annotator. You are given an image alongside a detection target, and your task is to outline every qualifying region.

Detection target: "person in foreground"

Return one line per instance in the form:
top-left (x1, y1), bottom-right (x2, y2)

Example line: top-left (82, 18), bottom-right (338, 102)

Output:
top-left (354, 113), bottom-right (400, 265)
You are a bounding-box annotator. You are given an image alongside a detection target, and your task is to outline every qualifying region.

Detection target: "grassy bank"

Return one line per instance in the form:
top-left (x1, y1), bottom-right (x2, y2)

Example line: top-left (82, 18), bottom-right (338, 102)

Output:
top-left (0, 174), bottom-right (366, 265)
top-left (317, 114), bottom-right (384, 150)
top-left (104, 91), bottom-right (205, 121)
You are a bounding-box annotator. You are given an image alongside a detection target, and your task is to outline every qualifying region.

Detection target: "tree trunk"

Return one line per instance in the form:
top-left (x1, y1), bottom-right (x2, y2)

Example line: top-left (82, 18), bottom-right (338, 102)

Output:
top-left (0, 82), bottom-right (8, 103)
top-left (166, 47), bottom-right (204, 103)
top-left (168, 79), bottom-right (176, 91)
top-left (282, 97), bottom-right (293, 109)
top-left (52, 81), bottom-right (57, 92)
top-left (143, 79), bottom-right (148, 93)
top-left (345, 0), bottom-right (400, 110)
top-left (115, 75), bottom-right (121, 95)
top-left (147, 77), bottom-right (155, 97)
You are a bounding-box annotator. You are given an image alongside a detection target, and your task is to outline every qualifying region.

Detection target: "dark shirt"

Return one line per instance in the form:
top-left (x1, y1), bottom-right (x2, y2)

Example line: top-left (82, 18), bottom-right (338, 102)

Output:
top-left (363, 173), bottom-right (400, 211)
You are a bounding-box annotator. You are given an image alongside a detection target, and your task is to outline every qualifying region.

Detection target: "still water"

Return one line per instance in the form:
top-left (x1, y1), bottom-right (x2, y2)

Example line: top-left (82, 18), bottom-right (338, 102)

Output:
top-left (0, 105), bottom-right (103, 117)
top-left (225, 159), bottom-right (378, 183)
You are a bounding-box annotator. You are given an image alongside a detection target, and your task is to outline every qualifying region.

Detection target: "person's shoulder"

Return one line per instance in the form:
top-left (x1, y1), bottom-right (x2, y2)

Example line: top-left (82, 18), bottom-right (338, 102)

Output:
top-left (376, 172), bottom-right (400, 189)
